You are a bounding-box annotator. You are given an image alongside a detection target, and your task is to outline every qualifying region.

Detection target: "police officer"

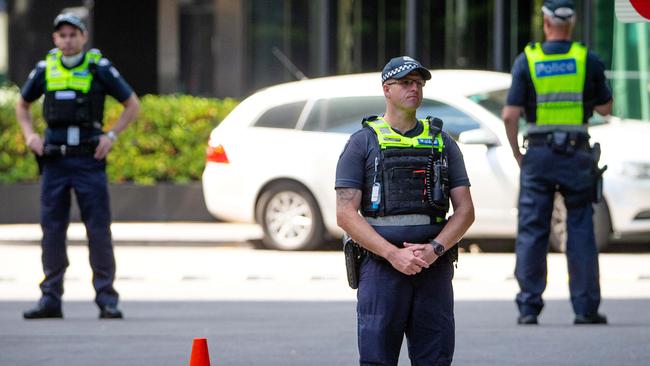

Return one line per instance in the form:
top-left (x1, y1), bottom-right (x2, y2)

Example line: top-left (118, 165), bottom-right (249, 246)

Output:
top-left (503, 0), bottom-right (613, 325)
top-left (16, 13), bottom-right (140, 319)
top-left (336, 56), bottom-right (475, 365)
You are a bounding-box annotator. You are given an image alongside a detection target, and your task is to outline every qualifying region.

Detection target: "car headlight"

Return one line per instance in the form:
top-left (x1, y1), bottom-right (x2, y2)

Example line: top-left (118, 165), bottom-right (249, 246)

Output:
top-left (620, 162), bottom-right (650, 179)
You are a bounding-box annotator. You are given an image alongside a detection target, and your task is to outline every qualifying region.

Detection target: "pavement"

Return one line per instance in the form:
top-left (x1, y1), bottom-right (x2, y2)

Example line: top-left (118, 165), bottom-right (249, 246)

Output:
top-left (0, 222), bottom-right (263, 246)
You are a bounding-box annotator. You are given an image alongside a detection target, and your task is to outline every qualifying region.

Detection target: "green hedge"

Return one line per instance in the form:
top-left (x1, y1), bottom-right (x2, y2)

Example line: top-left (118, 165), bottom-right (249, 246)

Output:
top-left (0, 86), bottom-right (238, 184)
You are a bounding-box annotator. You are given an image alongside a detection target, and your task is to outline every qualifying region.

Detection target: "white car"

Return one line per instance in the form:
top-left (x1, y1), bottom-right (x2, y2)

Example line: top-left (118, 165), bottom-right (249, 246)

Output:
top-left (202, 70), bottom-right (650, 251)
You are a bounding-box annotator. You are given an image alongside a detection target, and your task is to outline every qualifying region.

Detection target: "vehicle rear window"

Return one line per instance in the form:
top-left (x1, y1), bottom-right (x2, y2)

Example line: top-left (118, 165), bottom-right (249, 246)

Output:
top-left (418, 100), bottom-right (482, 139)
top-left (253, 101), bottom-right (306, 129)
top-left (302, 97), bottom-right (386, 133)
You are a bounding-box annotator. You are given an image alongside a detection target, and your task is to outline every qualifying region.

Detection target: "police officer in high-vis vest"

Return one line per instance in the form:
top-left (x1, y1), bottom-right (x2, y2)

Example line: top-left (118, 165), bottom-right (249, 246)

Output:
top-left (16, 13), bottom-right (140, 319)
top-left (503, 0), bottom-right (613, 325)
top-left (336, 56), bottom-right (475, 365)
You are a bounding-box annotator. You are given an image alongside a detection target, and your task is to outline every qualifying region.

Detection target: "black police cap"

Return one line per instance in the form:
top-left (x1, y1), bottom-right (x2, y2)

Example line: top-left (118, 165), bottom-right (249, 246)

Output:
top-left (542, 0), bottom-right (575, 20)
top-left (53, 13), bottom-right (86, 32)
top-left (381, 56), bottom-right (431, 84)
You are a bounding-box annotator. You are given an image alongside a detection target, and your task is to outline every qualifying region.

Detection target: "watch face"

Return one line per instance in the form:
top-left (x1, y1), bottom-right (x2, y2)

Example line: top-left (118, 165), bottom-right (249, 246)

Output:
top-left (434, 244), bottom-right (445, 256)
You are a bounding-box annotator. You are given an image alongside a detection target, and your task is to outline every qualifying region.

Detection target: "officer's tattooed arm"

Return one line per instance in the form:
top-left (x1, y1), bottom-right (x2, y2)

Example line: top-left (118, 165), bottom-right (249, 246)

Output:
top-left (336, 188), bottom-right (429, 275)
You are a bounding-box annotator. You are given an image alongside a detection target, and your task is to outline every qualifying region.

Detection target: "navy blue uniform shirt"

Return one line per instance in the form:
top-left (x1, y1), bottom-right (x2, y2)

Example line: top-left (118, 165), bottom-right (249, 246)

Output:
top-left (20, 51), bottom-right (134, 144)
top-left (506, 40), bottom-right (612, 123)
top-left (335, 120), bottom-right (470, 244)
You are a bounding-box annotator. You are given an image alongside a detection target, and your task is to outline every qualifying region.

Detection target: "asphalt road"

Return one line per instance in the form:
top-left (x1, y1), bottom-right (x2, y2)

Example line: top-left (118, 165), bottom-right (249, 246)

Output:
top-left (1, 300), bottom-right (650, 366)
top-left (2, 243), bottom-right (650, 365)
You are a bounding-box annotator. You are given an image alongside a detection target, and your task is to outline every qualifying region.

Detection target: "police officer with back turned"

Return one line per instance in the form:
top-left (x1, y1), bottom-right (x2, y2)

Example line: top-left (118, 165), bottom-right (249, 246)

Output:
top-left (336, 56), bottom-right (475, 365)
top-left (16, 13), bottom-right (140, 319)
top-left (503, 0), bottom-right (613, 325)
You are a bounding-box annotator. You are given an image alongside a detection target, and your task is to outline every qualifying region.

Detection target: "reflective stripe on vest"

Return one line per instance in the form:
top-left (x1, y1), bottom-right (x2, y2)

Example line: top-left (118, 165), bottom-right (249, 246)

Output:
top-left (45, 50), bottom-right (102, 94)
top-left (524, 42), bottom-right (587, 125)
top-left (364, 117), bottom-right (444, 152)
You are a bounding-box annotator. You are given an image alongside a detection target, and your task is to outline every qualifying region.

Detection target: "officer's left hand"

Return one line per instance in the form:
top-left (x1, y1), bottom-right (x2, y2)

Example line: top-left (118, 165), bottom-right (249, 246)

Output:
top-left (94, 134), bottom-right (114, 160)
top-left (404, 242), bottom-right (438, 266)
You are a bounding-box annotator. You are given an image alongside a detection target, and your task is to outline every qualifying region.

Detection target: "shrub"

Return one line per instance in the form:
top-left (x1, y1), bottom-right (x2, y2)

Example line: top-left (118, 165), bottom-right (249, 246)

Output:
top-left (0, 86), bottom-right (238, 184)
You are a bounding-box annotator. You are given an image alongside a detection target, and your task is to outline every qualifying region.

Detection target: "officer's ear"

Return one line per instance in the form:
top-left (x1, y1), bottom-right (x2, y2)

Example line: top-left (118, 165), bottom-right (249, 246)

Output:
top-left (79, 30), bottom-right (88, 45)
top-left (382, 82), bottom-right (391, 98)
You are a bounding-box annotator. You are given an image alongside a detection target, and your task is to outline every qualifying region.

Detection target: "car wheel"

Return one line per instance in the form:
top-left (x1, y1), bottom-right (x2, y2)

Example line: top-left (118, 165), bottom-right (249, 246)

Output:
top-left (256, 181), bottom-right (325, 250)
top-left (549, 194), bottom-right (611, 253)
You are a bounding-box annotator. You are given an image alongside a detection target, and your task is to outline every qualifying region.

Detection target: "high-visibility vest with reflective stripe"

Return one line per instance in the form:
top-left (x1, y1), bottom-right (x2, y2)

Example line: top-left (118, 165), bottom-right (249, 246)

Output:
top-left (45, 49), bottom-right (102, 93)
top-left (361, 117), bottom-right (448, 219)
top-left (525, 42), bottom-right (587, 125)
top-left (364, 117), bottom-right (444, 152)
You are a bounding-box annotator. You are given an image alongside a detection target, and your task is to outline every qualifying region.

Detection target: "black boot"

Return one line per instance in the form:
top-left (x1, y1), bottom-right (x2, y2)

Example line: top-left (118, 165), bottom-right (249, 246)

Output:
top-left (23, 305), bottom-right (63, 319)
top-left (517, 314), bottom-right (538, 325)
top-left (574, 313), bottom-right (607, 325)
top-left (99, 305), bottom-right (123, 319)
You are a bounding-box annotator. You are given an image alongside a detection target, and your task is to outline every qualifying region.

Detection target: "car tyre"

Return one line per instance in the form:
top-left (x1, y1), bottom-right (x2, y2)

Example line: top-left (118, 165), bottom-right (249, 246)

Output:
top-left (549, 194), bottom-right (611, 253)
top-left (256, 181), bottom-right (325, 250)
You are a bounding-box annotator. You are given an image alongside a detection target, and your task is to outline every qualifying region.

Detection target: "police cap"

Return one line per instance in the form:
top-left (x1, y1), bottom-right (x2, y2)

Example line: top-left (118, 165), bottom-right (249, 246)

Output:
top-left (381, 56), bottom-right (431, 84)
top-left (542, 0), bottom-right (575, 20)
top-left (53, 12), bottom-right (87, 32)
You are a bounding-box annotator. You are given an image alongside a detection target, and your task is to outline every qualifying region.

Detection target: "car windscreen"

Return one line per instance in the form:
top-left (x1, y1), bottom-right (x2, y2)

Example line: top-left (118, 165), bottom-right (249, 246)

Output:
top-left (468, 89), bottom-right (508, 118)
top-left (467, 88), bottom-right (609, 126)
top-left (417, 100), bottom-right (482, 139)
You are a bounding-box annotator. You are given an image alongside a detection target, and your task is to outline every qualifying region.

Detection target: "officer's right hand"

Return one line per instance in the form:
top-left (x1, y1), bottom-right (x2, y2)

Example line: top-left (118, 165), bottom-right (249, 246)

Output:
top-left (26, 134), bottom-right (44, 156)
top-left (94, 134), bottom-right (113, 160)
top-left (514, 152), bottom-right (524, 167)
top-left (386, 246), bottom-right (429, 275)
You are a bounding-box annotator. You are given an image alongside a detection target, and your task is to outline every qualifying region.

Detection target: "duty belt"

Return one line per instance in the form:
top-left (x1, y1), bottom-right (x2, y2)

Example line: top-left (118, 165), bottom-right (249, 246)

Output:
top-left (525, 131), bottom-right (590, 150)
top-left (43, 143), bottom-right (96, 157)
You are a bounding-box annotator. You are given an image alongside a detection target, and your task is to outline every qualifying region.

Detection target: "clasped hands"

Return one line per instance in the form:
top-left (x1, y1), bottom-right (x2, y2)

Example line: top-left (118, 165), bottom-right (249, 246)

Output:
top-left (386, 242), bottom-right (439, 276)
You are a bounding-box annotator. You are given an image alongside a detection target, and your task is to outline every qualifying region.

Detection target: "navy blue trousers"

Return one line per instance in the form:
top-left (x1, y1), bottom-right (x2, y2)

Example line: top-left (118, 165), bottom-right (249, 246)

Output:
top-left (515, 145), bottom-right (601, 317)
top-left (38, 156), bottom-right (118, 309)
top-left (357, 255), bottom-right (454, 366)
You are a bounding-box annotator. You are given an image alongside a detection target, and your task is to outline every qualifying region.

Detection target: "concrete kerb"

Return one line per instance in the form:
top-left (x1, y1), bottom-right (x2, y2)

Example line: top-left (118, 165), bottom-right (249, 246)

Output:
top-left (0, 222), bottom-right (263, 247)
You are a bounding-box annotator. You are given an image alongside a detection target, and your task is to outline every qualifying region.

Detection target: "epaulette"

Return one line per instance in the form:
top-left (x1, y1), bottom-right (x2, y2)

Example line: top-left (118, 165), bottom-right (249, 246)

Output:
top-left (47, 48), bottom-right (58, 54)
top-left (361, 115), bottom-right (378, 126)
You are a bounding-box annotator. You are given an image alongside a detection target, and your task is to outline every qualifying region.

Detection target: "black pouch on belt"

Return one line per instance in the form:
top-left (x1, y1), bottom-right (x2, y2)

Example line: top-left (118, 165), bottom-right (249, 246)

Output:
top-left (551, 131), bottom-right (569, 153)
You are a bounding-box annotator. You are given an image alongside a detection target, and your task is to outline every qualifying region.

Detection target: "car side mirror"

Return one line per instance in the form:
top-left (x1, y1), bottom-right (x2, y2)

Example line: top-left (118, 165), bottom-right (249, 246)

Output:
top-left (458, 128), bottom-right (500, 146)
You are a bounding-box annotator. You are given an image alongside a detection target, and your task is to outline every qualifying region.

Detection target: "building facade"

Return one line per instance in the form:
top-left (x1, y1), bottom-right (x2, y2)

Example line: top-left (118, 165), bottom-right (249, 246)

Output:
top-left (4, 0), bottom-right (648, 119)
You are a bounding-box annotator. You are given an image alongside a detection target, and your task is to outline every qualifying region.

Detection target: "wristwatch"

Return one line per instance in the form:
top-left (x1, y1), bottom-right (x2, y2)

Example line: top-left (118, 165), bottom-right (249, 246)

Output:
top-left (431, 240), bottom-right (446, 256)
top-left (106, 130), bottom-right (118, 142)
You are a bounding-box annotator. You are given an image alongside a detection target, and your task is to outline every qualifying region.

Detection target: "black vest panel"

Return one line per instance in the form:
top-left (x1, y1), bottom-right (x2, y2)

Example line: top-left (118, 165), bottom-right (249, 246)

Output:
top-left (44, 89), bottom-right (105, 129)
top-left (362, 147), bottom-right (447, 218)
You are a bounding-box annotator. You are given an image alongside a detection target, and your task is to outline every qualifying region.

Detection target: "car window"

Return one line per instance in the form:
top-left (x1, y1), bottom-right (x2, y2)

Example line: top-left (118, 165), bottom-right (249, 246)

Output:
top-left (302, 97), bottom-right (386, 133)
top-left (468, 89), bottom-right (509, 118)
top-left (468, 89), bottom-right (610, 129)
top-left (417, 99), bottom-right (482, 139)
top-left (253, 101), bottom-right (307, 129)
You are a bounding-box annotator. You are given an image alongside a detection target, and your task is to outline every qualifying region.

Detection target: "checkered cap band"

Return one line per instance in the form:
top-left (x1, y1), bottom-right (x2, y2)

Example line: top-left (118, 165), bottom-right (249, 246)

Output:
top-left (382, 63), bottom-right (419, 83)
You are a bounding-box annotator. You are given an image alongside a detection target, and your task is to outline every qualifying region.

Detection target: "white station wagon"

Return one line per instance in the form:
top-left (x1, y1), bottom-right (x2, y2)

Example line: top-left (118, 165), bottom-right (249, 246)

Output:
top-left (202, 70), bottom-right (650, 251)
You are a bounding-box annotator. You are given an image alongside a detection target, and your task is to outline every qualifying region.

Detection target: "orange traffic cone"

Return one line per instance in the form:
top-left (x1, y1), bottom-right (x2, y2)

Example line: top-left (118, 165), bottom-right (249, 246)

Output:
top-left (189, 338), bottom-right (211, 366)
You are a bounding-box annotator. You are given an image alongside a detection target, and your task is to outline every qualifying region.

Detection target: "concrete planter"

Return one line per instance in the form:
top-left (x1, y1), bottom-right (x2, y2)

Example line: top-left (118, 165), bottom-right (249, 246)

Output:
top-left (0, 182), bottom-right (214, 223)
